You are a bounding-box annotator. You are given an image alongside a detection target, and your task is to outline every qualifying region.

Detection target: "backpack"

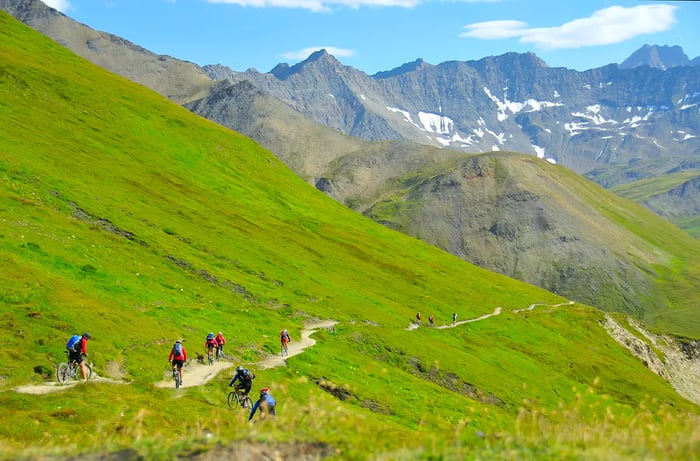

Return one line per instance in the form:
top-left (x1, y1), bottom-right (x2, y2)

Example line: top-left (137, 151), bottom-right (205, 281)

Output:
top-left (66, 334), bottom-right (81, 351)
top-left (172, 342), bottom-right (183, 357)
top-left (242, 369), bottom-right (255, 381)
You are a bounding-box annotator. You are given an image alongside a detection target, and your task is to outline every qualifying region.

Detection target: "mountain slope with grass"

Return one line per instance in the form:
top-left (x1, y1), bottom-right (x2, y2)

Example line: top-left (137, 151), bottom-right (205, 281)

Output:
top-left (365, 152), bottom-right (700, 335)
top-left (0, 12), bottom-right (698, 461)
top-left (611, 170), bottom-right (700, 238)
top-left (188, 80), bottom-right (700, 334)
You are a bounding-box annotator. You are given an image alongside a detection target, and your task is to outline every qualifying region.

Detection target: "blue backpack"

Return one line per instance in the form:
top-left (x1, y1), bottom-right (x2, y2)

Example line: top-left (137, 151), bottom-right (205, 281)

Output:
top-left (66, 334), bottom-right (81, 351)
top-left (172, 342), bottom-right (183, 357)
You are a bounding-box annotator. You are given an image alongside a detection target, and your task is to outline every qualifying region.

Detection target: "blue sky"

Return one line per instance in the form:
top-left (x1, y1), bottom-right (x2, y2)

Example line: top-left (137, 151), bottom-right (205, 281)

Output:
top-left (43, 0), bottom-right (699, 75)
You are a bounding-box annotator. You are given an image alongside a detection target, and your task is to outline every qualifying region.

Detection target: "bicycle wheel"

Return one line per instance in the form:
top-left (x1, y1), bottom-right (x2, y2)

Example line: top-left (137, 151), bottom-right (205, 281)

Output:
top-left (242, 396), bottom-right (253, 409)
top-left (83, 362), bottom-right (93, 380)
top-left (57, 362), bottom-right (69, 383)
top-left (227, 391), bottom-right (240, 408)
top-left (208, 352), bottom-right (214, 366)
top-left (175, 373), bottom-right (181, 389)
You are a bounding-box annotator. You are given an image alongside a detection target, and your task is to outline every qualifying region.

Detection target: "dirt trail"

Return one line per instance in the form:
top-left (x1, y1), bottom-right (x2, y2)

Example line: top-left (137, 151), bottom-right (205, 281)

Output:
top-left (406, 301), bottom-right (574, 330)
top-left (154, 319), bottom-right (337, 389)
top-left (14, 320), bottom-right (338, 394)
top-left (13, 376), bottom-right (124, 395)
top-left (16, 304), bottom-right (572, 394)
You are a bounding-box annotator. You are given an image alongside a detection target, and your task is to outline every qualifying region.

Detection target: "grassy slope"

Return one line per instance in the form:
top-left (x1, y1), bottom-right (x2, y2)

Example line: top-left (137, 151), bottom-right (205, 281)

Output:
top-left (0, 13), bottom-right (698, 460)
top-left (611, 170), bottom-right (700, 238)
top-left (610, 170), bottom-right (700, 202)
top-left (367, 152), bottom-right (700, 336)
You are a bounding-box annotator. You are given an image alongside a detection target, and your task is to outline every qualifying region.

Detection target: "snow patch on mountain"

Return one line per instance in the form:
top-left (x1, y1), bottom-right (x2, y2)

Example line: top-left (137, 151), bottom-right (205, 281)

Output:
top-left (387, 106), bottom-right (477, 147)
top-left (483, 87), bottom-right (563, 122)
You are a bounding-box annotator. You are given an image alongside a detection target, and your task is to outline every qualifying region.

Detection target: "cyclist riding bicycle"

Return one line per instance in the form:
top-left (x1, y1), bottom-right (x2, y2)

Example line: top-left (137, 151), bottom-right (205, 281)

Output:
top-left (280, 329), bottom-right (291, 349)
top-left (169, 339), bottom-right (187, 385)
top-left (66, 332), bottom-right (91, 381)
top-left (204, 332), bottom-right (217, 360)
top-left (248, 387), bottom-right (276, 421)
top-left (228, 365), bottom-right (255, 396)
top-left (215, 331), bottom-right (226, 357)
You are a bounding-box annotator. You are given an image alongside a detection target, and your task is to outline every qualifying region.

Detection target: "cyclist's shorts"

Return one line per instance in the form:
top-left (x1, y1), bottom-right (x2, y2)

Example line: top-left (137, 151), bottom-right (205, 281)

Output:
top-left (172, 359), bottom-right (185, 368)
top-left (236, 382), bottom-right (252, 393)
top-left (69, 350), bottom-right (83, 363)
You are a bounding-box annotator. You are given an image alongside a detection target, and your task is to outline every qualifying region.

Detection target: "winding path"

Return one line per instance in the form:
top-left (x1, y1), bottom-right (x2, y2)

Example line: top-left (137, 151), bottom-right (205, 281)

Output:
top-left (406, 301), bottom-right (574, 330)
top-left (14, 303), bottom-right (572, 394)
top-left (14, 320), bottom-right (338, 394)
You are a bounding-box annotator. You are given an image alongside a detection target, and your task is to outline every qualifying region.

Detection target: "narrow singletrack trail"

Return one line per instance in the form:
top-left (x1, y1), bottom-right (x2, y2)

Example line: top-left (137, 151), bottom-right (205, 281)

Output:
top-left (13, 375), bottom-right (124, 395)
top-left (15, 303), bottom-right (571, 394)
top-left (13, 319), bottom-right (338, 394)
top-left (406, 301), bottom-right (574, 330)
top-left (154, 319), bottom-right (337, 388)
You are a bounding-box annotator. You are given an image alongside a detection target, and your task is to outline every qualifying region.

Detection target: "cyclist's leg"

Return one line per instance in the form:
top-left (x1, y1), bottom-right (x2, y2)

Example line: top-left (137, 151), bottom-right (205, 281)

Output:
top-left (177, 361), bottom-right (184, 383)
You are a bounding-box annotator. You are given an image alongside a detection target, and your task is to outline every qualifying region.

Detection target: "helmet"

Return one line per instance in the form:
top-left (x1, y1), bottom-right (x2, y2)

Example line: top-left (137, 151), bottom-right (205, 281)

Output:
top-left (218, 332), bottom-right (222, 335)
top-left (237, 366), bottom-right (243, 372)
top-left (283, 329), bottom-right (288, 334)
top-left (260, 387), bottom-right (269, 395)
top-left (82, 332), bottom-right (91, 339)
top-left (209, 332), bottom-right (214, 336)
top-left (175, 339), bottom-right (181, 343)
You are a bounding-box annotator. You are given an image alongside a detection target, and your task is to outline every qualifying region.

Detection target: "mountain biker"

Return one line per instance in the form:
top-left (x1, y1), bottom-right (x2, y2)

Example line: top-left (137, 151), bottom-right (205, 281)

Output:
top-left (204, 332), bottom-right (217, 361)
top-left (228, 365), bottom-right (255, 396)
top-left (428, 314), bottom-right (434, 327)
top-left (67, 332), bottom-right (91, 380)
top-left (248, 387), bottom-right (276, 421)
top-left (215, 331), bottom-right (226, 357)
top-left (452, 312), bottom-right (457, 326)
top-left (169, 339), bottom-right (187, 385)
top-left (280, 329), bottom-right (291, 350)
top-left (416, 312), bottom-right (422, 325)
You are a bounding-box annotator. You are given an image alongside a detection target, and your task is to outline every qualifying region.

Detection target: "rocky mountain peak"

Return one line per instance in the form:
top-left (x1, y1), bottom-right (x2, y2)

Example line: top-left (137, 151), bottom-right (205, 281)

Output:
top-left (373, 58), bottom-right (433, 79)
top-left (0, 0), bottom-right (62, 23)
top-left (620, 44), bottom-right (689, 70)
top-left (269, 49), bottom-right (343, 80)
top-left (471, 51), bottom-right (549, 70)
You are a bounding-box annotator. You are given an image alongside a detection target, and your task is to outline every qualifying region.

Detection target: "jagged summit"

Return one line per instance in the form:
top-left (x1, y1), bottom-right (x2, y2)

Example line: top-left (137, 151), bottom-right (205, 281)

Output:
top-left (470, 51), bottom-right (549, 69)
top-left (620, 44), bottom-right (690, 70)
top-left (269, 49), bottom-right (343, 80)
top-left (373, 58), bottom-right (433, 79)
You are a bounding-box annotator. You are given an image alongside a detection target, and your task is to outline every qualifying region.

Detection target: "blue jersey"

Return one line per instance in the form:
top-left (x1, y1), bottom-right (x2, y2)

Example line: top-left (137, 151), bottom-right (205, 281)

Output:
top-left (249, 394), bottom-right (276, 420)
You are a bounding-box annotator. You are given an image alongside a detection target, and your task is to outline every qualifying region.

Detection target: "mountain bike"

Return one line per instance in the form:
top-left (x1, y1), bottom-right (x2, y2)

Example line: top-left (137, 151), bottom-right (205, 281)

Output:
top-left (172, 367), bottom-right (181, 389)
top-left (281, 341), bottom-right (288, 357)
top-left (57, 353), bottom-right (93, 383)
top-left (207, 348), bottom-right (214, 366)
top-left (228, 388), bottom-right (253, 409)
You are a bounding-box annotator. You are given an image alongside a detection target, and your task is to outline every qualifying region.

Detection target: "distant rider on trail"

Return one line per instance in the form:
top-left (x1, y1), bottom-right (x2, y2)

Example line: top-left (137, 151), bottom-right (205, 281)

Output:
top-left (169, 339), bottom-right (187, 385)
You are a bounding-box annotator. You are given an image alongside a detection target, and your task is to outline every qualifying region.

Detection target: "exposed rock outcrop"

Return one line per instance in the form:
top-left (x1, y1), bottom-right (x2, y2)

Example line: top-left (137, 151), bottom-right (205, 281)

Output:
top-left (603, 314), bottom-right (700, 406)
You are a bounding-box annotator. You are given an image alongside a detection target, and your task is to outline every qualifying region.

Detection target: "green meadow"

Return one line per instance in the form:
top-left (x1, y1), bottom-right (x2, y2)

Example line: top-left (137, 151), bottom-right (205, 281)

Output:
top-left (0, 12), bottom-right (698, 460)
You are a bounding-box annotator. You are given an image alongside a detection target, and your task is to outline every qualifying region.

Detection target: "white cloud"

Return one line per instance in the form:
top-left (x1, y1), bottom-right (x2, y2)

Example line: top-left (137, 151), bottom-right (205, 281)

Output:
top-left (281, 46), bottom-right (355, 60)
top-left (41, 0), bottom-right (70, 12)
top-left (206, 0), bottom-right (440, 13)
top-left (460, 5), bottom-right (678, 49)
top-left (206, 0), bottom-right (498, 12)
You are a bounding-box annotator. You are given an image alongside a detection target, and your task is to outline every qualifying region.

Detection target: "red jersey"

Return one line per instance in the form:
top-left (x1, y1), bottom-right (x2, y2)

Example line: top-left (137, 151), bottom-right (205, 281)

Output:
top-left (169, 345), bottom-right (187, 361)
